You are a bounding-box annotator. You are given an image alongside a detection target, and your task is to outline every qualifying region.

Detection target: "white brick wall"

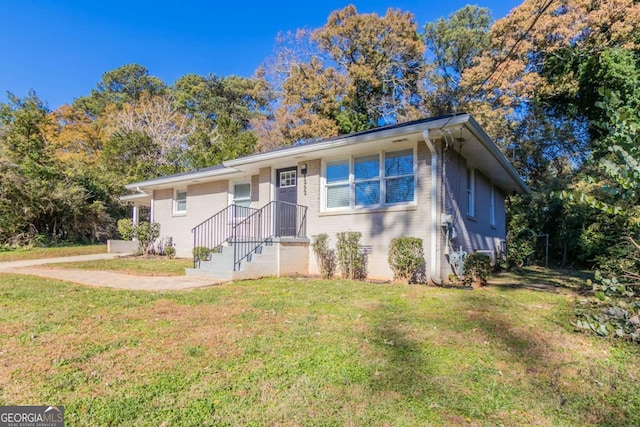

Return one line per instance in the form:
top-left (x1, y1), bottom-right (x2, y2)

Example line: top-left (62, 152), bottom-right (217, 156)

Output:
top-left (299, 142), bottom-right (432, 280)
top-left (153, 180), bottom-right (228, 258)
top-left (150, 138), bottom-right (509, 281)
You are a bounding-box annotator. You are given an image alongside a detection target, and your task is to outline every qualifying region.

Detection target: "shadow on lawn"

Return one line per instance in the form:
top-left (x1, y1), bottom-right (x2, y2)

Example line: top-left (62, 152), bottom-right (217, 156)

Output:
top-left (453, 291), bottom-right (632, 426)
top-left (363, 292), bottom-right (632, 425)
top-left (368, 315), bottom-right (441, 399)
top-left (489, 266), bottom-right (593, 296)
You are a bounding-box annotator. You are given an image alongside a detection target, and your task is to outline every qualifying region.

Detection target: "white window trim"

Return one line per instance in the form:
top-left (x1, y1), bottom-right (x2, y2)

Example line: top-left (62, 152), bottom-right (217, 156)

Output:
top-left (173, 189), bottom-right (187, 216)
top-left (321, 145), bottom-right (417, 212)
top-left (489, 185), bottom-right (496, 227)
top-left (467, 168), bottom-right (475, 218)
top-left (278, 169), bottom-right (297, 188)
top-left (229, 181), bottom-right (252, 207)
top-left (228, 181), bottom-right (252, 224)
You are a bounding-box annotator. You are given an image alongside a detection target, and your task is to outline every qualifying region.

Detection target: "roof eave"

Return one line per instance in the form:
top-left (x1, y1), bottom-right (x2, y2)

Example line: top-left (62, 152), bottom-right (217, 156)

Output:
top-left (124, 167), bottom-right (238, 191)
top-left (224, 115), bottom-right (473, 169)
top-left (119, 192), bottom-right (151, 202)
top-left (466, 116), bottom-right (530, 194)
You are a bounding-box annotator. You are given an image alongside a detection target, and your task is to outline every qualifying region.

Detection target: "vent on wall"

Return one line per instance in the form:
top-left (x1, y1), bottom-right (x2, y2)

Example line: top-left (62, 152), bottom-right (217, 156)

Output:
top-left (359, 245), bottom-right (373, 255)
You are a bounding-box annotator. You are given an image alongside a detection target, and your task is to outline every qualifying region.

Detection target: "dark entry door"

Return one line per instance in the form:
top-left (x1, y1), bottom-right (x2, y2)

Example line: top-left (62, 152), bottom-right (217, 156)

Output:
top-left (275, 167), bottom-right (297, 236)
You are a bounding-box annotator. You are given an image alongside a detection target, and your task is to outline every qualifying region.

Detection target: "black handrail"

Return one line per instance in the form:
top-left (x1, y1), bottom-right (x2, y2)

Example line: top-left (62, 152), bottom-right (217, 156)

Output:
top-left (231, 201), bottom-right (308, 271)
top-left (191, 204), bottom-right (258, 268)
top-left (192, 201), bottom-right (308, 271)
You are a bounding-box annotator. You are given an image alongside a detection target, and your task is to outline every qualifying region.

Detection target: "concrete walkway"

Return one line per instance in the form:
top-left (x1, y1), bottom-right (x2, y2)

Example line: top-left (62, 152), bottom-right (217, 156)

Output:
top-left (0, 253), bottom-right (225, 291)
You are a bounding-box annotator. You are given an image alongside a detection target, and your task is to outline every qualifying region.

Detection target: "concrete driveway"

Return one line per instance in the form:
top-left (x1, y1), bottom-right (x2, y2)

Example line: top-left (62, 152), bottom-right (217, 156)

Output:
top-left (0, 253), bottom-right (225, 291)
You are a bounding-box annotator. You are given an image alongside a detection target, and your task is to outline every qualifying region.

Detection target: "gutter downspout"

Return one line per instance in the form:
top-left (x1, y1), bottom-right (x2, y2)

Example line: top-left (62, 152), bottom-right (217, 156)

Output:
top-left (423, 131), bottom-right (443, 286)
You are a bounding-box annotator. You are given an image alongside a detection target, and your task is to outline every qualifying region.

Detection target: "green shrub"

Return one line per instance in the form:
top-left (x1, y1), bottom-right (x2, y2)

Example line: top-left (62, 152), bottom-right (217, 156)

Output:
top-left (164, 246), bottom-right (176, 259)
top-left (388, 237), bottom-right (424, 284)
top-left (132, 221), bottom-right (161, 256)
top-left (311, 234), bottom-right (336, 279)
top-left (335, 232), bottom-right (367, 280)
top-left (462, 252), bottom-right (491, 287)
top-left (192, 246), bottom-right (211, 263)
top-left (117, 218), bottom-right (134, 241)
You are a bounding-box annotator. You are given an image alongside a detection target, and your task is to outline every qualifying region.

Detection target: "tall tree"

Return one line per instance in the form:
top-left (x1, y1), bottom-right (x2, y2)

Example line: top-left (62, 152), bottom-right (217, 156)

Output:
top-left (314, 5), bottom-right (425, 128)
top-left (74, 64), bottom-right (167, 117)
top-left (103, 92), bottom-right (195, 174)
top-left (46, 104), bottom-right (105, 166)
top-left (262, 5), bottom-right (426, 148)
top-left (0, 92), bottom-right (113, 245)
top-left (275, 57), bottom-right (344, 144)
top-left (422, 5), bottom-right (493, 115)
top-left (461, 0), bottom-right (640, 142)
top-left (173, 73), bottom-right (265, 166)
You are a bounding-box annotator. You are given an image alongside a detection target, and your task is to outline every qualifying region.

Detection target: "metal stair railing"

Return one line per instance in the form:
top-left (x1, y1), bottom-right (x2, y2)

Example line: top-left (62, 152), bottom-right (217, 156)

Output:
top-left (190, 204), bottom-right (258, 268)
top-left (231, 201), bottom-right (308, 271)
top-left (192, 201), bottom-right (308, 271)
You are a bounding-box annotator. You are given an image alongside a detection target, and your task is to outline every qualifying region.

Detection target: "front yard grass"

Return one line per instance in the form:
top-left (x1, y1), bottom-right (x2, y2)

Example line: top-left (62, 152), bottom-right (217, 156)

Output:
top-left (0, 272), bottom-right (638, 426)
top-left (44, 256), bottom-right (193, 276)
top-left (0, 245), bottom-right (106, 262)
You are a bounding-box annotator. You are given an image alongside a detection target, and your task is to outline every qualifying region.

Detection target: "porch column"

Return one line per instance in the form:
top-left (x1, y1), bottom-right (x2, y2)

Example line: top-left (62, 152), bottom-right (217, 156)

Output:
top-left (132, 206), bottom-right (140, 225)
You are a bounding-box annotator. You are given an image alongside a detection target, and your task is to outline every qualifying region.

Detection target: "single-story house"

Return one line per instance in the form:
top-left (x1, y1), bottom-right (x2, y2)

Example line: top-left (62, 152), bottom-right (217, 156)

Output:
top-left (120, 114), bottom-right (529, 283)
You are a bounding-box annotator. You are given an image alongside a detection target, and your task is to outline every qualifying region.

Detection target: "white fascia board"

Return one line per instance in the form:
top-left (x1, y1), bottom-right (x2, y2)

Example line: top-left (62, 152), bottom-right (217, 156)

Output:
top-left (119, 192), bottom-right (151, 202)
top-left (124, 167), bottom-right (238, 191)
top-left (465, 116), bottom-right (530, 194)
top-left (224, 115), bottom-right (472, 168)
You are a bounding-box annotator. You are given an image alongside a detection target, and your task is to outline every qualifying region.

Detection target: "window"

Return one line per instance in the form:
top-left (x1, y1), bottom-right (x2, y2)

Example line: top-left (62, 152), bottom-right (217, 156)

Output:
top-left (232, 183), bottom-right (251, 208)
top-left (490, 185), bottom-right (496, 226)
top-left (174, 190), bottom-right (187, 214)
top-left (385, 149), bottom-right (414, 204)
top-left (354, 154), bottom-right (380, 206)
top-left (326, 159), bottom-right (350, 209)
top-left (466, 168), bottom-right (475, 217)
top-left (324, 149), bottom-right (415, 210)
top-left (279, 170), bottom-right (296, 188)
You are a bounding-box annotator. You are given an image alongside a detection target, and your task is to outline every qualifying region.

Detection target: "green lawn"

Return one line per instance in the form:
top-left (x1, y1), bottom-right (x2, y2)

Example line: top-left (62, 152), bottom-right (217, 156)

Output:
top-left (0, 245), bottom-right (106, 262)
top-left (0, 272), bottom-right (638, 426)
top-left (45, 257), bottom-right (193, 276)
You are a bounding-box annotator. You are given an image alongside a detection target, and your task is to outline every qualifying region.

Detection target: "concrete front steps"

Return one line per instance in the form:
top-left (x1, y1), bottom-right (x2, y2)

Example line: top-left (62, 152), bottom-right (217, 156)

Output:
top-left (185, 237), bottom-right (309, 281)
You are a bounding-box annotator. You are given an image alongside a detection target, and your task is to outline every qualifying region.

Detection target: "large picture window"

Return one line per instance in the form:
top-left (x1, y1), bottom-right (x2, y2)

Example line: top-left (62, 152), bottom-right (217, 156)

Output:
top-left (324, 148), bottom-right (415, 210)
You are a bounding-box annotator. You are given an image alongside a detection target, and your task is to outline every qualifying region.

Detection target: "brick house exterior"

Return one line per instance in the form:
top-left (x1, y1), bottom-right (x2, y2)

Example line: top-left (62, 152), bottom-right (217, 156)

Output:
top-left (121, 114), bottom-right (528, 283)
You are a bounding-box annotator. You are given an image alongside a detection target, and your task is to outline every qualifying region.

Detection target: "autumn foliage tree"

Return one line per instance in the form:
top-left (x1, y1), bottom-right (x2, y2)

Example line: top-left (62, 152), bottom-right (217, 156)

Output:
top-left (262, 5), bottom-right (425, 147)
top-left (0, 92), bottom-right (113, 245)
top-left (314, 5), bottom-right (426, 128)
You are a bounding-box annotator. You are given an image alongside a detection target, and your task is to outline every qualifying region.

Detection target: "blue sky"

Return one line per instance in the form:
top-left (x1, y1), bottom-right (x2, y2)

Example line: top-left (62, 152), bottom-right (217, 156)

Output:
top-left (1, 1), bottom-right (522, 109)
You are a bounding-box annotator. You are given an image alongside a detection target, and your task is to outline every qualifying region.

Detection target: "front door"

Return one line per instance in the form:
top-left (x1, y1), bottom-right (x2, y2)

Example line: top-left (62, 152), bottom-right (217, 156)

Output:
top-left (275, 167), bottom-right (298, 236)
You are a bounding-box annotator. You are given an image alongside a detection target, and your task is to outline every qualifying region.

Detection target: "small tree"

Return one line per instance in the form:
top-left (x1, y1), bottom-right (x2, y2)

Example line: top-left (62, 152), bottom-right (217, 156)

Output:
top-left (335, 232), bottom-right (367, 280)
top-left (388, 237), bottom-right (424, 284)
top-left (132, 221), bottom-right (160, 256)
top-left (311, 233), bottom-right (336, 279)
